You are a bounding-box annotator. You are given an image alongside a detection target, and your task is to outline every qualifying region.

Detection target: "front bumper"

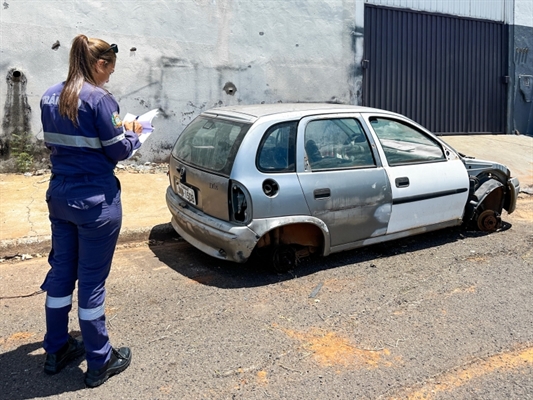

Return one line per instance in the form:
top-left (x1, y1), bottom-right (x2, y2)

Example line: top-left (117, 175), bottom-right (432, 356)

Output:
top-left (506, 177), bottom-right (520, 214)
top-left (166, 186), bottom-right (258, 263)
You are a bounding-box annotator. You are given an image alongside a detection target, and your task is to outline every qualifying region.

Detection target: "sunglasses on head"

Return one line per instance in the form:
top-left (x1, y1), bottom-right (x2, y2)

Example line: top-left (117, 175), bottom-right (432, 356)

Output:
top-left (100, 43), bottom-right (118, 56)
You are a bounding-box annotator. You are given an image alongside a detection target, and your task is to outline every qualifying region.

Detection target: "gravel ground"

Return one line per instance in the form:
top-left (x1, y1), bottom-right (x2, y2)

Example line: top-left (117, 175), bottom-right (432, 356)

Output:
top-left (1, 196), bottom-right (532, 399)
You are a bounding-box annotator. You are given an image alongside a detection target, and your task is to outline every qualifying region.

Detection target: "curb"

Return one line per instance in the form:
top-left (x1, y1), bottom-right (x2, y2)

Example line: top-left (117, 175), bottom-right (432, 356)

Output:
top-left (0, 223), bottom-right (177, 258)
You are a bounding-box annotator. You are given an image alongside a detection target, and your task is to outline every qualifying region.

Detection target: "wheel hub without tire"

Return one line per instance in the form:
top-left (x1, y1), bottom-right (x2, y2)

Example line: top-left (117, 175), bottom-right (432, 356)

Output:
top-left (271, 245), bottom-right (297, 273)
top-left (477, 209), bottom-right (501, 232)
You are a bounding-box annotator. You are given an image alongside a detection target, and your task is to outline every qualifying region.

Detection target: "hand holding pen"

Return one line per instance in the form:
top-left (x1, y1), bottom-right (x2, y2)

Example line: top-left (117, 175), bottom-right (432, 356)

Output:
top-left (124, 119), bottom-right (143, 136)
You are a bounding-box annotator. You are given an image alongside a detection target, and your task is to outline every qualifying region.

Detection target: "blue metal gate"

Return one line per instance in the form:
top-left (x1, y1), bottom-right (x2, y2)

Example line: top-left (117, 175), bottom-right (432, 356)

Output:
top-left (363, 5), bottom-right (508, 134)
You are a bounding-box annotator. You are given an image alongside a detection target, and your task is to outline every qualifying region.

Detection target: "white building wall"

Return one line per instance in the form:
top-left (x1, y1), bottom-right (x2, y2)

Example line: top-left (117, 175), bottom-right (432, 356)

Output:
top-left (515, 0), bottom-right (533, 27)
top-left (0, 0), bottom-right (361, 162)
top-left (0, 0), bottom-right (530, 163)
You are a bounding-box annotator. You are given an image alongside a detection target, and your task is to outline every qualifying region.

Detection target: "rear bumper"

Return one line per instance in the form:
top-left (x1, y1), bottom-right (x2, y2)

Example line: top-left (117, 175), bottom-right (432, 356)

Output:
top-left (166, 186), bottom-right (258, 263)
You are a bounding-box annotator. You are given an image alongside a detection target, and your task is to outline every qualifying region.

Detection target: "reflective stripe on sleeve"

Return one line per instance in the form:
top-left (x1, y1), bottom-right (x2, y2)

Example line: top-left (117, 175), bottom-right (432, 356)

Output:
top-left (78, 303), bottom-right (105, 321)
top-left (101, 133), bottom-right (125, 147)
top-left (45, 294), bottom-right (72, 308)
top-left (44, 132), bottom-right (102, 149)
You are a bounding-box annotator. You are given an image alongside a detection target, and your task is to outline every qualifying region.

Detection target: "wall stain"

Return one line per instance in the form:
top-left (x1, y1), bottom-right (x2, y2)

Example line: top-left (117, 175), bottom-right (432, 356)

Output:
top-left (515, 47), bottom-right (529, 64)
top-left (161, 57), bottom-right (191, 68)
top-left (349, 24), bottom-right (365, 104)
top-left (1, 69), bottom-right (32, 159)
top-left (179, 101), bottom-right (207, 125)
top-left (215, 65), bottom-right (249, 73)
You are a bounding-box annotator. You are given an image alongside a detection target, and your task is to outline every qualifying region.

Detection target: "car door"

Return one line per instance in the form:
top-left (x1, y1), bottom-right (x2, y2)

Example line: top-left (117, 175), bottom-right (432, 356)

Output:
top-left (296, 115), bottom-right (392, 249)
top-left (363, 115), bottom-right (469, 234)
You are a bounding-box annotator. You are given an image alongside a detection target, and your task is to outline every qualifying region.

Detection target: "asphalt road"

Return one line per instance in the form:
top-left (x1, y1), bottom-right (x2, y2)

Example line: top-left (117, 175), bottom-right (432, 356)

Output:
top-left (1, 196), bottom-right (532, 400)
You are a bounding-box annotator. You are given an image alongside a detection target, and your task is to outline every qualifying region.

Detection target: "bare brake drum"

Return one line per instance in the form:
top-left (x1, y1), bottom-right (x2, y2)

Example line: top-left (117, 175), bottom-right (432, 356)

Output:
top-left (476, 209), bottom-right (502, 232)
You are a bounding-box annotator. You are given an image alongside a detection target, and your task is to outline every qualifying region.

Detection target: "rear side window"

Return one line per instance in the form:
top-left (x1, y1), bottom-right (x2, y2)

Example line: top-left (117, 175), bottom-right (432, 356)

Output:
top-left (370, 117), bottom-right (445, 166)
top-left (304, 118), bottom-right (375, 170)
top-left (257, 121), bottom-right (297, 172)
top-left (172, 116), bottom-right (251, 175)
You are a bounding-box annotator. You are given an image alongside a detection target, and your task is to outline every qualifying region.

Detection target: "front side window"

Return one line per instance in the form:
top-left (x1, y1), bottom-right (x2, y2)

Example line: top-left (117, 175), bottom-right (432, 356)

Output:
top-left (304, 118), bottom-right (375, 170)
top-left (370, 117), bottom-right (445, 166)
top-left (257, 121), bottom-right (297, 172)
top-left (172, 116), bottom-right (251, 175)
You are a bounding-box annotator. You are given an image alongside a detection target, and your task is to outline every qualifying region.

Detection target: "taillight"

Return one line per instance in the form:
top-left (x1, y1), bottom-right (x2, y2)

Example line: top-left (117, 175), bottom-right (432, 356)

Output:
top-left (229, 180), bottom-right (251, 224)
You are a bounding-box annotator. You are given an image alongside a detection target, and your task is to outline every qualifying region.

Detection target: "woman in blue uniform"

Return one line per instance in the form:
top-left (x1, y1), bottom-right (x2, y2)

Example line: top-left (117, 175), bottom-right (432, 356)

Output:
top-left (40, 34), bottom-right (141, 388)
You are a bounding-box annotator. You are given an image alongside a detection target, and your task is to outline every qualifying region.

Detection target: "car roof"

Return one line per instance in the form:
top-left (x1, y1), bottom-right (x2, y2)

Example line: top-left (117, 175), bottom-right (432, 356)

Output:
top-left (201, 103), bottom-right (397, 122)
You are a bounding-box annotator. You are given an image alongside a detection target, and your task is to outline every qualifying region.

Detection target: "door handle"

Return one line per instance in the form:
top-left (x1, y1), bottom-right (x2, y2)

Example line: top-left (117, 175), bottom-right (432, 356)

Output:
top-left (314, 188), bottom-right (330, 199)
top-left (395, 177), bottom-right (410, 188)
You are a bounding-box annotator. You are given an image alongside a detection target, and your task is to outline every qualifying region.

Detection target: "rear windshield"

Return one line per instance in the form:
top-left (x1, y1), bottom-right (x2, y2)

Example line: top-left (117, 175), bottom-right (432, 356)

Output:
top-left (171, 116), bottom-right (251, 176)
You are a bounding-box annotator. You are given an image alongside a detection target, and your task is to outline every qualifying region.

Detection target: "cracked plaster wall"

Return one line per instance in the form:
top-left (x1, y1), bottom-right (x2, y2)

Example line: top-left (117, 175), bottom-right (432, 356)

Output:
top-left (1, 0), bottom-right (532, 166)
top-left (0, 0), bottom-right (364, 164)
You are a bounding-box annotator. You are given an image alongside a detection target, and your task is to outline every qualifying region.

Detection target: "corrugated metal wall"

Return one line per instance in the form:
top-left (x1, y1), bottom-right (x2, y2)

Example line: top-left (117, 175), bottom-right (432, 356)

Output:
top-left (363, 5), bottom-right (509, 134)
top-left (365, 0), bottom-right (513, 23)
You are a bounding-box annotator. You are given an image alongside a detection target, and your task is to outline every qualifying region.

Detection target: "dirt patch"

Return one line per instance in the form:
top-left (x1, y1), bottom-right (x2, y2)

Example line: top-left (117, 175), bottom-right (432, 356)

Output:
top-left (256, 370), bottom-right (268, 385)
top-left (392, 345), bottom-right (533, 400)
top-left (0, 331), bottom-right (37, 350)
top-left (446, 285), bottom-right (477, 297)
top-left (465, 255), bottom-right (487, 263)
top-left (510, 196), bottom-right (533, 222)
top-left (276, 324), bottom-right (394, 369)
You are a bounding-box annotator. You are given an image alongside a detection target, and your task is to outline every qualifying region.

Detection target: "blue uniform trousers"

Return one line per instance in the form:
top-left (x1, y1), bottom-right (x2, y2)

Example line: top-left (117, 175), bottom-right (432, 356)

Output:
top-left (41, 174), bottom-right (122, 370)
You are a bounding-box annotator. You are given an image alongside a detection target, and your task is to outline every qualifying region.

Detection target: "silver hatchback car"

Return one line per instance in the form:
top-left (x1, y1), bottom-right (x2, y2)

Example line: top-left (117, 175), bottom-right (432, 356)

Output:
top-left (166, 103), bottom-right (519, 271)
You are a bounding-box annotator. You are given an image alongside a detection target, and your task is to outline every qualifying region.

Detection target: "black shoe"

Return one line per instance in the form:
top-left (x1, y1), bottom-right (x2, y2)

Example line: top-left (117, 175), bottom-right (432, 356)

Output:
top-left (44, 335), bottom-right (85, 375)
top-left (84, 347), bottom-right (132, 388)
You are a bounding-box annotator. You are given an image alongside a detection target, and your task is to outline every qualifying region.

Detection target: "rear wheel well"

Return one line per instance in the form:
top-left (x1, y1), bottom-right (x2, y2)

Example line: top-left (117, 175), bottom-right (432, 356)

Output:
top-left (254, 223), bottom-right (324, 272)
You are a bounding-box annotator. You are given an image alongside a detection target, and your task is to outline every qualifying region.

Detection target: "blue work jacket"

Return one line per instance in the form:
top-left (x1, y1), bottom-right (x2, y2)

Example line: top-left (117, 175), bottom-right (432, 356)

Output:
top-left (41, 82), bottom-right (140, 177)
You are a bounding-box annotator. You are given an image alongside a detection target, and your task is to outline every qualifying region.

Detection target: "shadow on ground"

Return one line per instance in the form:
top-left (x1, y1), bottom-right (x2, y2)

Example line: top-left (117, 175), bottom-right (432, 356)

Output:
top-left (147, 222), bottom-right (510, 290)
top-left (0, 333), bottom-right (86, 399)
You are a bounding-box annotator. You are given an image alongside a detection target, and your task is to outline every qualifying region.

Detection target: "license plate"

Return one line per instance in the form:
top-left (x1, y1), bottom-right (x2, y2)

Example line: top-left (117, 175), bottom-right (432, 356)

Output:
top-left (176, 182), bottom-right (196, 205)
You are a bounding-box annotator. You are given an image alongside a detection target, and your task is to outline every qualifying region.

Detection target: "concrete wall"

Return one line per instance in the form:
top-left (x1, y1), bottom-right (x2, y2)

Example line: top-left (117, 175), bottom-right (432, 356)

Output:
top-left (0, 0), bottom-right (363, 164)
top-left (1, 0), bottom-right (531, 169)
top-left (515, 0), bottom-right (533, 27)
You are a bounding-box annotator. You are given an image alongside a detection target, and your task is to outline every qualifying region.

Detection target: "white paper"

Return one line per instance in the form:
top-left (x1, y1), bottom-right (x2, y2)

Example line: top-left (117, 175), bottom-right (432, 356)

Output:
top-left (123, 108), bottom-right (159, 156)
